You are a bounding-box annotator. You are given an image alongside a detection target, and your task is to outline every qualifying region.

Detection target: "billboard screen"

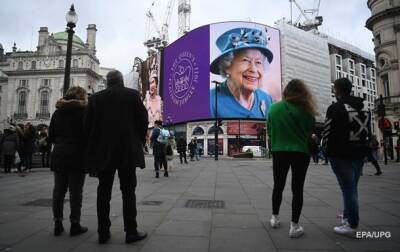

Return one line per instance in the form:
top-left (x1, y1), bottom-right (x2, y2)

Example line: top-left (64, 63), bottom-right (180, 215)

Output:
top-left (163, 21), bottom-right (281, 124)
top-left (140, 53), bottom-right (162, 128)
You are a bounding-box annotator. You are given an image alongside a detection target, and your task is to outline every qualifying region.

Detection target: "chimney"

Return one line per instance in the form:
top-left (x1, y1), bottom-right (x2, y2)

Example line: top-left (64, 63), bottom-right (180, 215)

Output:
top-left (86, 24), bottom-right (97, 54)
top-left (38, 27), bottom-right (49, 48)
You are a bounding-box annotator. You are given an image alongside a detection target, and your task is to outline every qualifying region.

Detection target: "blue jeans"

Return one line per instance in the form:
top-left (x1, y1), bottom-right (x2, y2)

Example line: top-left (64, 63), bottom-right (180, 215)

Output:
top-left (329, 157), bottom-right (363, 228)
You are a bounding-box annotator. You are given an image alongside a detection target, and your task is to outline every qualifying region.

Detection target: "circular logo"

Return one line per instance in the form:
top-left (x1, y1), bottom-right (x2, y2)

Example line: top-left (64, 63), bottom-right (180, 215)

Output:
top-left (168, 51), bottom-right (199, 107)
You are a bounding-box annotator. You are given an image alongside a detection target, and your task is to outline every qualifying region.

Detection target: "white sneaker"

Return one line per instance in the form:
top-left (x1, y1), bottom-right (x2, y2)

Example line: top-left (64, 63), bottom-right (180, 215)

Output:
top-left (269, 215), bottom-right (280, 228)
top-left (289, 222), bottom-right (304, 238)
top-left (333, 224), bottom-right (356, 237)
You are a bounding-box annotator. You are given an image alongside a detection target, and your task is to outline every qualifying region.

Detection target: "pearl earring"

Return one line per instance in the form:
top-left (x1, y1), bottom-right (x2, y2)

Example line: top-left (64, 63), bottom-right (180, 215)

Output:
top-left (226, 74), bottom-right (230, 78)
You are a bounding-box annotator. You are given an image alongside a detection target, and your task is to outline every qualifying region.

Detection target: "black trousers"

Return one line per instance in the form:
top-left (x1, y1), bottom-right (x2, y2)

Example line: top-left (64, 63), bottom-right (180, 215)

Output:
top-left (154, 153), bottom-right (167, 172)
top-left (41, 150), bottom-right (51, 167)
top-left (52, 170), bottom-right (86, 223)
top-left (3, 155), bottom-right (14, 172)
top-left (366, 150), bottom-right (382, 173)
top-left (272, 151), bottom-right (310, 223)
top-left (97, 167), bottom-right (137, 234)
top-left (179, 151), bottom-right (187, 164)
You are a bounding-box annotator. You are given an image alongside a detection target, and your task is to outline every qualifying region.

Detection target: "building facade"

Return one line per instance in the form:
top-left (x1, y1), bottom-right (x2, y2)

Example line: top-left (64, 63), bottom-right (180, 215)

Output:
top-left (0, 25), bottom-right (105, 129)
top-left (367, 0), bottom-right (400, 159)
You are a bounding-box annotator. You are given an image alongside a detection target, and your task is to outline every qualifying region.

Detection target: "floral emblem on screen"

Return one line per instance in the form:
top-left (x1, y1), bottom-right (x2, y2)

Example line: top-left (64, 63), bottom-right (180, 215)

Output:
top-left (168, 51), bottom-right (199, 107)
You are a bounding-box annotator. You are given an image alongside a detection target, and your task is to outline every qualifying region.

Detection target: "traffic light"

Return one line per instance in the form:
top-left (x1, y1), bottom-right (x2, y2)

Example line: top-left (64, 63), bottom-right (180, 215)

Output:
top-left (395, 121), bottom-right (400, 131)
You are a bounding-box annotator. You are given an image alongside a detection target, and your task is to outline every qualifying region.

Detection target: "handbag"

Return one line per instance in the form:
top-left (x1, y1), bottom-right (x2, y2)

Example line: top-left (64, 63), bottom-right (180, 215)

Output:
top-left (14, 152), bottom-right (20, 165)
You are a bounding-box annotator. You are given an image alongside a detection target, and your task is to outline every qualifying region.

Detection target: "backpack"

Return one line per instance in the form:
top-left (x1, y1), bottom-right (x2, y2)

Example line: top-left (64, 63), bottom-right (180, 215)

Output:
top-left (157, 128), bottom-right (170, 144)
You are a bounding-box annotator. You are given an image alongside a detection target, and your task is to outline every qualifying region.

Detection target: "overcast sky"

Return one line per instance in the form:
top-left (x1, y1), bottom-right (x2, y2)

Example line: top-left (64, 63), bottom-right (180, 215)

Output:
top-left (0, 0), bottom-right (374, 74)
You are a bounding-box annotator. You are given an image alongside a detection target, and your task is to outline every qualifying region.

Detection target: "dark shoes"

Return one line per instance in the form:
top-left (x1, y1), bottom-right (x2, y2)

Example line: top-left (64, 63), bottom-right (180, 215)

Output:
top-left (98, 232), bottom-right (111, 244)
top-left (125, 231), bottom-right (147, 244)
top-left (70, 223), bottom-right (88, 236)
top-left (54, 221), bottom-right (65, 236)
top-left (164, 171), bottom-right (169, 177)
top-left (155, 172), bottom-right (159, 178)
top-left (375, 171), bottom-right (382, 176)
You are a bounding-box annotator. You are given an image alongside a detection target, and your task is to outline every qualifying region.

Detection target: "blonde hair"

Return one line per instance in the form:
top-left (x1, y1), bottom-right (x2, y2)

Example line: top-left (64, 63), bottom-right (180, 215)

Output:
top-left (283, 79), bottom-right (318, 116)
top-left (65, 86), bottom-right (87, 101)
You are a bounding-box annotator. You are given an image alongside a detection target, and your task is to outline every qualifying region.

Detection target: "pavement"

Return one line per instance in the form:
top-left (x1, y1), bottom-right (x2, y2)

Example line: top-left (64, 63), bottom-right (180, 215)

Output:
top-left (0, 156), bottom-right (399, 252)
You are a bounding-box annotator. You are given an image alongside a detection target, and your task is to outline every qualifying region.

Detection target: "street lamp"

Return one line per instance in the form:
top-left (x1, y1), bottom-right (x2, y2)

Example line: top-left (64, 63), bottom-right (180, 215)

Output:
top-left (63, 4), bottom-right (78, 95)
top-left (212, 80), bottom-right (222, 161)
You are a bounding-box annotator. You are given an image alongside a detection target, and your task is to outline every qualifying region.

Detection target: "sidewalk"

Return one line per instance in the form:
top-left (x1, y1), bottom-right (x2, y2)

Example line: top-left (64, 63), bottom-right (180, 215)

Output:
top-left (0, 157), bottom-right (399, 252)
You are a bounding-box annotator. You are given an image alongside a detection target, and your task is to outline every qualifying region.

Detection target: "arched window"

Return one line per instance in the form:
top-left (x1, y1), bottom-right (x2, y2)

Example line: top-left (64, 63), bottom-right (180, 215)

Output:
top-left (192, 126), bottom-right (205, 135)
top-left (17, 61), bottom-right (23, 70)
top-left (39, 91), bottom-right (49, 115)
top-left (31, 61), bottom-right (36, 70)
top-left (58, 60), bottom-right (64, 68)
top-left (208, 125), bottom-right (224, 135)
top-left (73, 59), bottom-right (78, 68)
top-left (18, 91), bottom-right (27, 115)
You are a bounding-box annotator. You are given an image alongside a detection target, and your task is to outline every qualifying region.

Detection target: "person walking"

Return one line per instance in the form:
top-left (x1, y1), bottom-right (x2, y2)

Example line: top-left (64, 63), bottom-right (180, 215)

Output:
top-left (49, 86), bottom-right (88, 237)
top-left (177, 137), bottom-right (188, 164)
top-left (166, 136), bottom-right (176, 171)
top-left (322, 78), bottom-right (371, 237)
top-left (267, 79), bottom-right (317, 238)
top-left (188, 139), bottom-right (196, 161)
top-left (150, 120), bottom-right (168, 178)
top-left (310, 134), bottom-right (320, 164)
top-left (366, 135), bottom-right (382, 175)
top-left (84, 70), bottom-right (149, 244)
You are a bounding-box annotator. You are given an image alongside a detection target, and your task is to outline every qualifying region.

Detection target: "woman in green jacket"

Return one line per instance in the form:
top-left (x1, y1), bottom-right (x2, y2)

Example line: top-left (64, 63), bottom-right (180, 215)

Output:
top-left (267, 79), bottom-right (317, 238)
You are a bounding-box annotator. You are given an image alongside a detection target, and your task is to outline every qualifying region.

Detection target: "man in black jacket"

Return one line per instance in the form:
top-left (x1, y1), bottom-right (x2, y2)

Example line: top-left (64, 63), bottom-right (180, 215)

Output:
top-left (322, 78), bottom-right (370, 237)
top-left (84, 70), bottom-right (148, 244)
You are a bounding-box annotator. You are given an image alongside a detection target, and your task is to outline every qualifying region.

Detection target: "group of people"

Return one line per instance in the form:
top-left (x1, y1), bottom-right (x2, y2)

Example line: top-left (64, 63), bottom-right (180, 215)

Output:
top-left (0, 123), bottom-right (51, 173)
top-left (49, 70), bottom-right (148, 244)
top-left (268, 78), bottom-right (372, 238)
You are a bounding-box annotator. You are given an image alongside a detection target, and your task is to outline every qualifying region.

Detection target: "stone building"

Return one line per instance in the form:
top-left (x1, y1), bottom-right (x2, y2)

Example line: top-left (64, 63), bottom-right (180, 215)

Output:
top-left (0, 24), bottom-right (108, 129)
top-left (367, 0), bottom-right (400, 158)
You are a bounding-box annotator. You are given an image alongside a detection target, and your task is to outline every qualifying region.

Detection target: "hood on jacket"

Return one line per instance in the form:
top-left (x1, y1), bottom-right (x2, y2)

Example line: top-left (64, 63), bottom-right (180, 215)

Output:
top-left (55, 98), bottom-right (87, 110)
top-left (338, 96), bottom-right (364, 111)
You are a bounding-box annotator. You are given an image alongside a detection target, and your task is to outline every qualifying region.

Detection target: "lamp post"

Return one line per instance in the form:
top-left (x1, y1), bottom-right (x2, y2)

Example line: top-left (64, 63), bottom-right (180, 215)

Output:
top-left (63, 4), bottom-right (78, 96)
top-left (212, 81), bottom-right (221, 161)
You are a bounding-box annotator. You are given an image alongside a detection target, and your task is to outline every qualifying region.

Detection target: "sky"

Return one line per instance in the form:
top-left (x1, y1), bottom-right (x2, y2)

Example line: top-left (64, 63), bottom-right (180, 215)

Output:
top-left (0, 0), bottom-right (374, 74)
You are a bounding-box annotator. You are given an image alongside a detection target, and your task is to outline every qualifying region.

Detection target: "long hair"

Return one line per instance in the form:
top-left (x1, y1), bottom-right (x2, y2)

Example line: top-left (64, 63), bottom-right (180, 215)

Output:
top-left (65, 86), bottom-right (87, 101)
top-left (282, 79), bottom-right (318, 116)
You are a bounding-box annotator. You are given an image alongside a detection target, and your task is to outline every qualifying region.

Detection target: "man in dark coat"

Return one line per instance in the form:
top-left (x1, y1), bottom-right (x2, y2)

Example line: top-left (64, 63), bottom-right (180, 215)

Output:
top-left (150, 120), bottom-right (168, 178)
top-left (84, 70), bottom-right (149, 244)
top-left (176, 137), bottom-right (188, 164)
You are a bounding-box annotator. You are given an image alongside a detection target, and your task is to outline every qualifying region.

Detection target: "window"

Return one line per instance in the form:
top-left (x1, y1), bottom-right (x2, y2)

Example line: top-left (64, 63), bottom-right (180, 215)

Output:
top-left (42, 79), bottom-right (51, 87)
top-left (73, 59), bottom-right (78, 68)
top-left (39, 91), bottom-right (49, 115)
top-left (59, 60), bottom-right (64, 68)
top-left (31, 61), bottom-right (36, 70)
top-left (17, 91), bottom-right (27, 115)
top-left (19, 79), bottom-right (28, 88)
top-left (17, 61), bottom-right (23, 70)
top-left (192, 127), bottom-right (205, 135)
top-left (349, 60), bottom-right (354, 70)
top-left (208, 126), bottom-right (224, 135)
top-left (382, 74), bottom-right (390, 97)
top-left (362, 79), bottom-right (365, 87)
top-left (335, 55), bottom-right (341, 65)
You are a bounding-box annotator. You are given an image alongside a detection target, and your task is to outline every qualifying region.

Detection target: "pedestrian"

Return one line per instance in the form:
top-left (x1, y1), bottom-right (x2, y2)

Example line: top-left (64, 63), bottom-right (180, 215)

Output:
top-left (38, 127), bottom-right (51, 167)
top-left (49, 86), bottom-right (88, 237)
top-left (21, 123), bottom-right (36, 172)
top-left (396, 138), bottom-right (400, 162)
top-left (267, 79), bottom-right (317, 238)
top-left (310, 133), bottom-right (320, 164)
top-left (1, 126), bottom-right (19, 173)
top-left (84, 70), bottom-right (148, 244)
top-left (193, 137), bottom-right (200, 161)
top-left (150, 120), bottom-right (168, 178)
top-left (177, 137), bottom-right (188, 164)
top-left (166, 136), bottom-right (176, 171)
top-left (322, 78), bottom-right (370, 237)
top-left (366, 135), bottom-right (382, 175)
top-left (15, 124), bottom-right (25, 172)
top-left (188, 139), bottom-right (196, 161)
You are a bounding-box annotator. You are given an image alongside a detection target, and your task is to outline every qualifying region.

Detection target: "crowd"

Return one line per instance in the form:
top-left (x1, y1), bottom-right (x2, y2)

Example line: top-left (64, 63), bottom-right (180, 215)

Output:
top-left (0, 72), bottom-right (396, 244)
top-left (0, 123), bottom-right (51, 173)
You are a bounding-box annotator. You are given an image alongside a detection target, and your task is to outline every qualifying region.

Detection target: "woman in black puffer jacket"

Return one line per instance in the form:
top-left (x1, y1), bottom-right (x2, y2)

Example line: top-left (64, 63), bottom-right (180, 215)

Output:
top-left (49, 86), bottom-right (88, 237)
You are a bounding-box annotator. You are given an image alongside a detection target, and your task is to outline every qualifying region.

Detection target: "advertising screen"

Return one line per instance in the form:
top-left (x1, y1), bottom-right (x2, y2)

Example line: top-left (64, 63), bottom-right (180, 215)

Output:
top-left (162, 21), bottom-right (281, 124)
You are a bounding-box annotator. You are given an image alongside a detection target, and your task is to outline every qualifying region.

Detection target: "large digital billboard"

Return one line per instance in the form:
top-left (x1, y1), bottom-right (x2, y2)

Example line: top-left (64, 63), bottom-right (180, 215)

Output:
top-left (162, 21), bottom-right (281, 124)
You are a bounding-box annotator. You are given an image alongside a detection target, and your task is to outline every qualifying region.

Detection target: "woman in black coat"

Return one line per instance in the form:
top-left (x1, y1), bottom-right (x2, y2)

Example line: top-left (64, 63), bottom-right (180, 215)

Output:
top-left (49, 86), bottom-right (88, 237)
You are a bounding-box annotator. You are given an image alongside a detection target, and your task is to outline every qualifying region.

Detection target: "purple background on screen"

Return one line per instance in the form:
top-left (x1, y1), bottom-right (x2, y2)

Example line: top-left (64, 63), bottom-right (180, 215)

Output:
top-left (162, 25), bottom-right (210, 124)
